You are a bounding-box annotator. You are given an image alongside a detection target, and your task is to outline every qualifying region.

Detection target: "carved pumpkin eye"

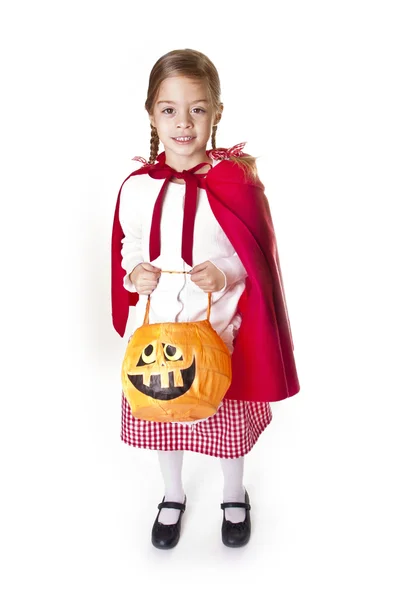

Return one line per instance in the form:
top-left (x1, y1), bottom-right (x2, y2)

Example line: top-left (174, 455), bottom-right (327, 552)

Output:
top-left (136, 343), bottom-right (157, 366)
top-left (163, 344), bottom-right (183, 362)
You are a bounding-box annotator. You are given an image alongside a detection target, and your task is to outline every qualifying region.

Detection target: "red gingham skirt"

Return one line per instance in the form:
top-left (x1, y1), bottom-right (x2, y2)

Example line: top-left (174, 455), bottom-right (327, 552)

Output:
top-left (121, 394), bottom-right (272, 459)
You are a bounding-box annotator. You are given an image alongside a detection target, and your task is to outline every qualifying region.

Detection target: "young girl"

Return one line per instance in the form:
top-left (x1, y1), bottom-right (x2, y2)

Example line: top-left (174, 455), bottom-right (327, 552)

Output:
top-left (111, 49), bottom-right (300, 549)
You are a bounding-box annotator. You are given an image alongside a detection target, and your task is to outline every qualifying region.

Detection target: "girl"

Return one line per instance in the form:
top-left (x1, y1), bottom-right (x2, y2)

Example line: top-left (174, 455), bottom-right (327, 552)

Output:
top-left (111, 49), bottom-right (300, 549)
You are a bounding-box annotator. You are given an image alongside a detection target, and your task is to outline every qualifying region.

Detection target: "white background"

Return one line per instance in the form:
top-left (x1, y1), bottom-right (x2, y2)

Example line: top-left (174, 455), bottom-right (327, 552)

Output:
top-left (1, 1), bottom-right (405, 598)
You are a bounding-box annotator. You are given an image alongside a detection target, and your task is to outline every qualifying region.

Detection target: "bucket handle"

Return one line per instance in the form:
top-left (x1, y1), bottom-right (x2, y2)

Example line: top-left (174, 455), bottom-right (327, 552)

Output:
top-left (143, 269), bottom-right (212, 326)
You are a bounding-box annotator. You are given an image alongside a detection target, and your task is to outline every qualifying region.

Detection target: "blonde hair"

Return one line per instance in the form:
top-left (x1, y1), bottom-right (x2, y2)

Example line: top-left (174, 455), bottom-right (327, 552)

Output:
top-left (144, 49), bottom-right (257, 180)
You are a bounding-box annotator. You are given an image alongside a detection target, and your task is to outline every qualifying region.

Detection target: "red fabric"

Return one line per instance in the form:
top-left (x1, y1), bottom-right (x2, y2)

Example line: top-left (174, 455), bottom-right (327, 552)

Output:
top-left (203, 159), bottom-right (300, 402)
top-left (147, 157), bottom-right (210, 265)
top-left (111, 148), bottom-right (300, 403)
top-left (121, 395), bottom-right (272, 458)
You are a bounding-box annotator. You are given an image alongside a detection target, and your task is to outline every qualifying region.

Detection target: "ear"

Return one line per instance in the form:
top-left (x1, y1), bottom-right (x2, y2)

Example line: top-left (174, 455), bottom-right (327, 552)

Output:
top-left (149, 114), bottom-right (156, 128)
top-left (214, 103), bottom-right (224, 126)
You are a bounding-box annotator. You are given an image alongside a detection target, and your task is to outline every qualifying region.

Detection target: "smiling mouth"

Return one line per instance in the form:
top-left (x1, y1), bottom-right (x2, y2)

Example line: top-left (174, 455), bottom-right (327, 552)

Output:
top-left (173, 136), bottom-right (195, 142)
top-left (127, 357), bottom-right (196, 401)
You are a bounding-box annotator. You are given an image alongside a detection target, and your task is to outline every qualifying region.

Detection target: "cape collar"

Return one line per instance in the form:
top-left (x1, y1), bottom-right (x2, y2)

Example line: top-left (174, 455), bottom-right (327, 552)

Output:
top-left (130, 142), bottom-right (247, 267)
top-left (143, 154), bottom-right (212, 267)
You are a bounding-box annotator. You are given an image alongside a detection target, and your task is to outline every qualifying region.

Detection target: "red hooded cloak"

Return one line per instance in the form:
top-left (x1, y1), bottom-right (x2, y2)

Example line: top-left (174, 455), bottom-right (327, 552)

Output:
top-left (111, 150), bottom-right (300, 403)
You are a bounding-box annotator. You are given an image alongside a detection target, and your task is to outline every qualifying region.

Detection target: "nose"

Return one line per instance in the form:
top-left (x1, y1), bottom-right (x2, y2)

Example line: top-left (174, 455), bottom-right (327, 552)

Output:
top-left (176, 110), bottom-right (192, 129)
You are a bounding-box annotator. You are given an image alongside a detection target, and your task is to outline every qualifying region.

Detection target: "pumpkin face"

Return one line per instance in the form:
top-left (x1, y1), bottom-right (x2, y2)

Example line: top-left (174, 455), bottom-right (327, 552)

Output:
top-left (121, 320), bottom-right (232, 423)
top-left (128, 340), bottom-right (196, 401)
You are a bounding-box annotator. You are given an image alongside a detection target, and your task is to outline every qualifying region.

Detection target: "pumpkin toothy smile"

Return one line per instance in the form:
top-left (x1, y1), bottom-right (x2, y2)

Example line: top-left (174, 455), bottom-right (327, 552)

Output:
top-left (128, 357), bottom-right (196, 400)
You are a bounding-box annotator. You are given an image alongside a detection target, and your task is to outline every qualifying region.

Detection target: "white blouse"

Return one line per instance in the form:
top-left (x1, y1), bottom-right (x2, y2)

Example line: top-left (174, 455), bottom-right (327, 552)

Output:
top-left (119, 163), bottom-right (247, 352)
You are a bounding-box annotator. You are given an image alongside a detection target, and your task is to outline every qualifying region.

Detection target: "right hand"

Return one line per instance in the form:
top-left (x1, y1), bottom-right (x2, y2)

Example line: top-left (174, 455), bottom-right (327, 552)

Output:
top-left (129, 263), bottom-right (161, 295)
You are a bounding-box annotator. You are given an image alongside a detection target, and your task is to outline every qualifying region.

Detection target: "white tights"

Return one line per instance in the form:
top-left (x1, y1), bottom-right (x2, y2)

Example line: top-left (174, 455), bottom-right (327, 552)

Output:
top-left (157, 450), bottom-right (246, 525)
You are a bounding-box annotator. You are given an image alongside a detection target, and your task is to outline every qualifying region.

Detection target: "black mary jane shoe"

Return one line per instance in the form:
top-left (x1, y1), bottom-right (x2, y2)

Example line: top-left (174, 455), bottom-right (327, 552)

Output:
top-left (220, 490), bottom-right (251, 548)
top-left (151, 496), bottom-right (187, 550)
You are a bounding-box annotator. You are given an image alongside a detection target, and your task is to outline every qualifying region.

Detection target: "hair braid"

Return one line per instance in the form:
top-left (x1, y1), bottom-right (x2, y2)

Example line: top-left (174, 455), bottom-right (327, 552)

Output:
top-left (148, 125), bottom-right (160, 164)
top-left (229, 155), bottom-right (258, 182)
top-left (211, 125), bottom-right (217, 150)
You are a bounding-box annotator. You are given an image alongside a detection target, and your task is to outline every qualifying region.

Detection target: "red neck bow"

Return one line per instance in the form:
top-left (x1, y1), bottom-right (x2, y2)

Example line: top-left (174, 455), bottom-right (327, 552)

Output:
top-left (133, 152), bottom-right (212, 266)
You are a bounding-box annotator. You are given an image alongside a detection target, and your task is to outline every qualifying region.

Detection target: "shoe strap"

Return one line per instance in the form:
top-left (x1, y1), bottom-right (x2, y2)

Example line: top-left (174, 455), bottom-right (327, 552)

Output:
top-left (158, 501), bottom-right (186, 512)
top-left (221, 501), bottom-right (251, 510)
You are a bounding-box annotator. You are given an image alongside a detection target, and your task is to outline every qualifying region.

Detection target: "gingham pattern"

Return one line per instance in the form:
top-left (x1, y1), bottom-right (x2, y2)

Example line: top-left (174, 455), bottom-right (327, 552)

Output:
top-left (208, 142), bottom-right (247, 161)
top-left (121, 395), bottom-right (272, 458)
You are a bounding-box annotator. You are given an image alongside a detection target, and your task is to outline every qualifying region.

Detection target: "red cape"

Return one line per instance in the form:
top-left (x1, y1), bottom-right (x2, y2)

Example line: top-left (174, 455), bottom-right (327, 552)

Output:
top-left (111, 152), bottom-right (300, 402)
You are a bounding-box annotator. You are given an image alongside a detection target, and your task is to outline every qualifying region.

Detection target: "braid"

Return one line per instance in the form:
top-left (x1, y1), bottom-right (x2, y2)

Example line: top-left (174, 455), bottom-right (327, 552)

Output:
top-left (211, 125), bottom-right (217, 150)
top-left (229, 155), bottom-right (258, 182)
top-left (148, 125), bottom-right (160, 164)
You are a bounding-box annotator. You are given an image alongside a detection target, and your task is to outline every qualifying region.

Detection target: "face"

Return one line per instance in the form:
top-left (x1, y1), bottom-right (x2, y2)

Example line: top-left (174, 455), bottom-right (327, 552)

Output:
top-left (150, 76), bottom-right (222, 170)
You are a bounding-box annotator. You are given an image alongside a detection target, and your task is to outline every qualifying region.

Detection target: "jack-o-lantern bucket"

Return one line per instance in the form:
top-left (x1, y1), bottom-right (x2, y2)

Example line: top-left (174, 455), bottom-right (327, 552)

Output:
top-left (121, 291), bottom-right (232, 423)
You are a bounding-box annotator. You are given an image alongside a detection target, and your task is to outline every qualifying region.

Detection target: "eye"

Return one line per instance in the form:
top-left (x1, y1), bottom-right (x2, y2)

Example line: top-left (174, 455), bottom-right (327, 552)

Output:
top-left (163, 344), bottom-right (183, 362)
top-left (162, 108), bottom-right (174, 114)
top-left (192, 108), bottom-right (206, 114)
top-left (137, 343), bottom-right (157, 366)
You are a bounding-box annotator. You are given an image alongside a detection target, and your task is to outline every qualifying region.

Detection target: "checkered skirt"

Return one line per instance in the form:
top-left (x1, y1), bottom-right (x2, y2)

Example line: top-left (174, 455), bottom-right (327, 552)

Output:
top-left (121, 394), bottom-right (272, 459)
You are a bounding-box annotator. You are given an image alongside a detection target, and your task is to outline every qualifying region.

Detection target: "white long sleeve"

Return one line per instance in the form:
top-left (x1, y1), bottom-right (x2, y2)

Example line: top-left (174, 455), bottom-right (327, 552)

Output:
top-left (208, 254), bottom-right (247, 292)
top-left (119, 177), bottom-right (145, 292)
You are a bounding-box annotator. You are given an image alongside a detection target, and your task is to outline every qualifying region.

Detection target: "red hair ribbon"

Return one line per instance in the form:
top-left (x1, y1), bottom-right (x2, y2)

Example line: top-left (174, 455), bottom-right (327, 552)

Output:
top-left (131, 156), bottom-right (148, 164)
top-left (208, 142), bottom-right (247, 161)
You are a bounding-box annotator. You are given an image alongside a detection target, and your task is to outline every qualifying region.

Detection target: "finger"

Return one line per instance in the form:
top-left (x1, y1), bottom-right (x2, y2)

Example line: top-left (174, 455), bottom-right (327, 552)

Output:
top-left (189, 263), bottom-right (207, 274)
top-left (142, 263), bottom-right (161, 272)
top-left (190, 274), bottom-right (205, 283)
top-left (193, 275), bottom-right (214, 286)
top-left (141, 272), bottom-right (160, 282)
top-left (192, 279), bottom-right (210, 290)
top-left (139, 286), bottom-right (156, 295)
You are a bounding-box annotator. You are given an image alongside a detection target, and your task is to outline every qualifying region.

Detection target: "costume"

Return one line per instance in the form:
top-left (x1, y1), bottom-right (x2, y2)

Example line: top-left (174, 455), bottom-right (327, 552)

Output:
top-left (112, 146), bottom-right (300, 399)
top-left (111, 144), bottom-right (299, 457)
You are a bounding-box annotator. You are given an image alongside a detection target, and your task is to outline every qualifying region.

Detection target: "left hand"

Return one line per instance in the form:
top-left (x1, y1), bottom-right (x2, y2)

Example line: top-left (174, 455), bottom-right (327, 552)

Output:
top-left (189, 261), bottom-right (225, 292)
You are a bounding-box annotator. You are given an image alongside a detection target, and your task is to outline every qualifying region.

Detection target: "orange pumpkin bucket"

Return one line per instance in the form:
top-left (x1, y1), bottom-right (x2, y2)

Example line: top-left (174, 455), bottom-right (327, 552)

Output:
top-left (121, 279), bottom-right (232, 423)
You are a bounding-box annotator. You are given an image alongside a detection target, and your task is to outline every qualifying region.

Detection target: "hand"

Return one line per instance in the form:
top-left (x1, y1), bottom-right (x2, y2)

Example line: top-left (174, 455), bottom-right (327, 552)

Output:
top-left (189, 261), bottom-right (225, 292)
top-left (129, 263), bottom-right (161, 295)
